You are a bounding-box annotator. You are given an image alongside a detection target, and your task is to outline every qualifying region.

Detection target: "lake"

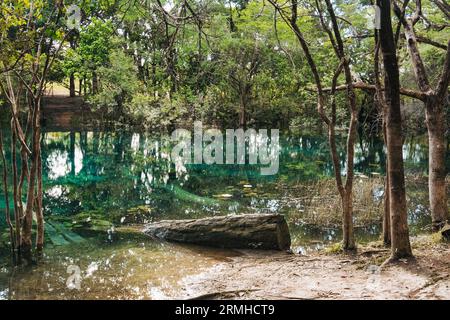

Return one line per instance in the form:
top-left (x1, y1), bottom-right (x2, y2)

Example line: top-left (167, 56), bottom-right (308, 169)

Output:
top-left (0, 128), bottom-right (440, 299)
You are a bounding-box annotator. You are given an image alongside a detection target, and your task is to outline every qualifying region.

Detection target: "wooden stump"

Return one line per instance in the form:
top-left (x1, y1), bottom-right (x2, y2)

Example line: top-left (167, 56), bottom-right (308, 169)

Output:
top-left (144, 214), bottom-right (291, 250)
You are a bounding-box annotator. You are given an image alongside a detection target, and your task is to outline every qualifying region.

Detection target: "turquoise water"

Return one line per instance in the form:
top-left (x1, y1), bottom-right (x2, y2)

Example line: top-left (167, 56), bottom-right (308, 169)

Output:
top-left (0, 129), bottom-right (439, 299)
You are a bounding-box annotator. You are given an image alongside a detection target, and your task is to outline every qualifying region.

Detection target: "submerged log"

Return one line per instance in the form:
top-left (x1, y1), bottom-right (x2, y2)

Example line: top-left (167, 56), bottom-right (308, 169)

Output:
top-left (144, 214), bottom-right (291, 250)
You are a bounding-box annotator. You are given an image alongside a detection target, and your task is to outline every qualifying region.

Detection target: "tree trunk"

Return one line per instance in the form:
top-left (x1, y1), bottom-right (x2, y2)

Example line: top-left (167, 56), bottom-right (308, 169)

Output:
top-left (69, 132), bottom-right (76, 175)
top-left (239, 94), bottom-right (246, 128)
top-left (392, 2), bottom-right (450, 233)
top-left (426, 100), bottom-right (449, 230)
top-left (21, 99), bottom-right (41, 255)
top-left (69, 37), bottom-right (76, 98)
top-left (342, 193), bottom-right (356, 249)
top-left (341, 110), bottom-right (357, 251)
top-left (69, 73), bottom-right (76, 97)
top-left (35, 147), bottom-right (44, 251)
top-left (92, 72), bottom-right (98, 94)
top-left (0, 130), bottom-right (15, 250)
top-left (11, 122), bottom-right (21, 252)
top-left (79, 78), bottom-right (83, 96)
top-left (144, 214), bottom-right (291, 251)
top-left (382, 120), bottom-right (391, 245)
top-left (322, 0), bottom-right (358, 250)
top-left (378, 0), bottom-right (412, 260)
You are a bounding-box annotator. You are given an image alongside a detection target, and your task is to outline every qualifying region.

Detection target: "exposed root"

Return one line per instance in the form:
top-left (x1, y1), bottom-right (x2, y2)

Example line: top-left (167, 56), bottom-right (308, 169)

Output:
top-left (187, 289), bottom-right (261, 300)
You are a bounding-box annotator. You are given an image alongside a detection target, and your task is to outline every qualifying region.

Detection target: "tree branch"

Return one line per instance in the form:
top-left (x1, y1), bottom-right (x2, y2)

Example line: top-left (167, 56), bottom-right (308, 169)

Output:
top-left (435, 39), bottom-right (450, 102)
top-left (319, 82), bottom-right (427, 101)
top-left (416, 35), bottom-right (448, 50)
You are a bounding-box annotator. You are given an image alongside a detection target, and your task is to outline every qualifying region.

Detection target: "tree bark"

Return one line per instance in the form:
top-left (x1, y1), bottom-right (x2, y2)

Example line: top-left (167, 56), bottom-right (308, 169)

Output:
top-left (374, 28), bottom-right (391, 246)
top-left (426, 99), bottom-right (449, 230)
top-left (144, 214), bottom-right (291, 250)
top-left (21, 98), bottom-right (41, 255)
top-left (378, 0), bottom-right (412, 260)
top-left (342, 193), bottom-right (355, 249)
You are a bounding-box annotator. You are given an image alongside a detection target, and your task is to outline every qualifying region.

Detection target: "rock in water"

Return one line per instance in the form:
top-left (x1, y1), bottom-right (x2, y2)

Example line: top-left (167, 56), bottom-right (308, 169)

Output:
top-left (144, 214), bottom-right (291, 250)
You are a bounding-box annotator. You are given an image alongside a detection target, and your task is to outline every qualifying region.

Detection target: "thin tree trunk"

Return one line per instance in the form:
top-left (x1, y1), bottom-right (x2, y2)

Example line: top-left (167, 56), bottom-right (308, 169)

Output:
top-left (323, 0), bottom-right (357, 250)
top-left (69, 73), bottom-right (76, 97)
top-left (383, 163), bottom-right (391, 244)
top-left (18, 111), bottom-right (31, 219)
top-left (35, 132), bottom-right (44, 251)
top-left (21, 99), bottom-right (41, 255)
top-left (343, 114), bottom-right (357, 250)
top-left (92, 72), bottom-right (98, 94)
top-left (382, 119), bottom-right (391, 245)
top-left (0, 130), bottom-right (15, 250)
top-left (79, 78), bottom-right (83, 96)
top-left (11, 121), bottom-right (21, 252)
top-left (69, 36), bottom-right (76, 98)
top-left (69, 132), bottom-right (75, 175)
top-left (239, 94), bottom-right (246, 128)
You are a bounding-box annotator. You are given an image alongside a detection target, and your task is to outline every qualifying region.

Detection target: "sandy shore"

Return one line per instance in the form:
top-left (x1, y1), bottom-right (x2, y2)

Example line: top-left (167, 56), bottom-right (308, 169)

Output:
top-left (179, 237), bottom-right (450, 300)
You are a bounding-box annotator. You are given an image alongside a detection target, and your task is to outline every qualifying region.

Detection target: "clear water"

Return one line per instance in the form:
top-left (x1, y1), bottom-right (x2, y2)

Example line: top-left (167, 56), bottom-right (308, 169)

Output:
top-left (0, 129), bottom-right (439, 299)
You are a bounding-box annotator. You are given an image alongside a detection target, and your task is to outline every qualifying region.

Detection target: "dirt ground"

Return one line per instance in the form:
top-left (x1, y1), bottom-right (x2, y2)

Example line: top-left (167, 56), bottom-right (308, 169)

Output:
top-left (179, 236), bottom-right (450, 300)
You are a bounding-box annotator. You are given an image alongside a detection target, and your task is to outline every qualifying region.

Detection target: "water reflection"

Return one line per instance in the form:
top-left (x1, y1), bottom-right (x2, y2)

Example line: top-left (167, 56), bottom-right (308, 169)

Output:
top-left (1, 236), bottom-right (231, 300)
top-left (0, 130), bottom-right (439, 299)
top-left (0, 130), bottom-right (436, 237)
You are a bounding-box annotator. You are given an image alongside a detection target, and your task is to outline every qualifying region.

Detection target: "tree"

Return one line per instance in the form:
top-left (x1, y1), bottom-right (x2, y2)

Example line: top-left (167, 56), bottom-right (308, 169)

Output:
top-left (393, 0), bottom-right (449, 231)
top-left (268, 0), bottom-right (359, 250)
top-left (377, 0), bottom-right (413, 260)
top-left (218, 37), bottom-right (264, 128)
top-left (76, 18), bottom-right (114, 94)
top-left (90, 49), bottom-right (140, 116)
top-left (0, 0), bottom-right (68, 258)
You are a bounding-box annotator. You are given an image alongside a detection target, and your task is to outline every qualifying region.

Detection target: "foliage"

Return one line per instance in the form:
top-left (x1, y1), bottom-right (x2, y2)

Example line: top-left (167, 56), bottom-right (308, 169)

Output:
top-left (89, 49), bottom-right (140, 113)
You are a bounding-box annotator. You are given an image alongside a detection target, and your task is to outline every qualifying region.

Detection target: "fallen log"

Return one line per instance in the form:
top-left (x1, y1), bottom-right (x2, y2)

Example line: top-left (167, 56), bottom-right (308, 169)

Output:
top-left (144, 214), bottom-right (291, 250)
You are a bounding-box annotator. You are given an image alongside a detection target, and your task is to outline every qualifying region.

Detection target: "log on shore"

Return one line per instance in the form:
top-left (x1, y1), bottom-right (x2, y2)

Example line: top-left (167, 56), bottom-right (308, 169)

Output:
top-left (143, 214), bottom-right (291, 250)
